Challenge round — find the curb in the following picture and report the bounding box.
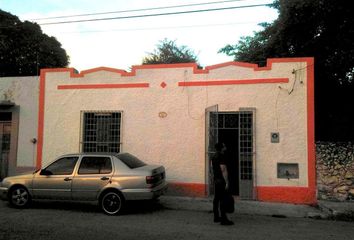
[160,196,325,219]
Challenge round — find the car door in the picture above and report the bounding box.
[71,156,113,201]
[32,156,79,199]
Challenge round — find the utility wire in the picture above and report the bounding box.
[32,0,252,21]
[0,20,256,30]
[59,21,258,34]
[39,4,271,25]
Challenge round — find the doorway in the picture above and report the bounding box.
[205,108,255,199]
[218,113,240,196]
[0,112,12,180]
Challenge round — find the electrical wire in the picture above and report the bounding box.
[0,20,258,30]
[39,4,271,25]
[293,63,314,73]
[57,21,258,34]
[31,0,253,21]
[274,87,281,130]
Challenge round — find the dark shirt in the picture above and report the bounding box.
[211,152,226,182]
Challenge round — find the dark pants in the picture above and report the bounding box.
[213,181,227,220]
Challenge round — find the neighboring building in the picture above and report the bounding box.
[0,76,39,179]
[0,57,315,204]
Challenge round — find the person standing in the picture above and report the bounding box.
[211,142,234,225]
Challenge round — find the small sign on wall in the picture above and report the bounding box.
[277,163,299,179]
[271,132,280,143]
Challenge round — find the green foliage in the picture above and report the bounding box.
[0,10,69,77]
[219,0,354,141]
[142,39,199,65]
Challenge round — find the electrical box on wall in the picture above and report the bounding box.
[271,132,280,143]
[277,163,299,179]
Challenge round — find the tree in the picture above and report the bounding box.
[219,0,354,141]
[142,39,199,65]
[0,10,69,77]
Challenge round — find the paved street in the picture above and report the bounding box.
[0,199,353,240]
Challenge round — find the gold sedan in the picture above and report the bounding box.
[0,153,167,215]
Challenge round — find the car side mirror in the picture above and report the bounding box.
[40,169,53,176]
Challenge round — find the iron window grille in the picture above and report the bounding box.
[80,111,122,153]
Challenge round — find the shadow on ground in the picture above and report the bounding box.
[328,211,354,222]
[26,199,165,215]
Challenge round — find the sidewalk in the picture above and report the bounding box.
[159,196,354,221]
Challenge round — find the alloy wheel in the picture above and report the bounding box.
[101,192,123,215]
[10,187,30,207]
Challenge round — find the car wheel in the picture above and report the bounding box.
[9,186,31,208]
[100,191,124,215]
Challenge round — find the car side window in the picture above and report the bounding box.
[78,157,112,175]
[44,157,79,175]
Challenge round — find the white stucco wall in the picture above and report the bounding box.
[41,61,310,187]
[0,76,39,168]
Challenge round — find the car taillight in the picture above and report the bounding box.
[146,175,158,184]
[146,172,165,187]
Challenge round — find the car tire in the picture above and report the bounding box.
[9,186,31,208]
[100,191,124,215]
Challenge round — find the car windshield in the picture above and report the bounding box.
[116,153,146,169]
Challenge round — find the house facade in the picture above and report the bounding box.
[0,57,316,204]
[0,76,38,179]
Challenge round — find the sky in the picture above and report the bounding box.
[0,0,278,72]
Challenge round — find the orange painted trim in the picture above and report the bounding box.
[35,67,132,78]
[40,57,316,78]
[178,78,289,87]
[57,83,149,90]
[168,182,206,197]
[80,67,130,76]
[257,186,316,205]
[306,58,316,191]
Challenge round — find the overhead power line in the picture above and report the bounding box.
[60,21,258,34]
[32,0,251,21]
[39,3,271,25]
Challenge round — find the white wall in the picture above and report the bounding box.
[41,61,309,187]
[0,76,39,168]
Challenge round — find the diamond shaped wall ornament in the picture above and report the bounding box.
[160,82,167,88]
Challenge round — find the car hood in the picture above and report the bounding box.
[3,172,34,181]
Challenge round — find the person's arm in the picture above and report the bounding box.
[220,164,229,190]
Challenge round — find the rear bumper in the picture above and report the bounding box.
[0,186,8,201]
[123,182,168,200]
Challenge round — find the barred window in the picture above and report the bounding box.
[81,111,121,153]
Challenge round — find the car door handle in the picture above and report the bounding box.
[101,177,109,181]
[64,177,72,181]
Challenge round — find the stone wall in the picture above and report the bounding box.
[317,142,354,201]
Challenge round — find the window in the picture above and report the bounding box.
[78,157,112,174]
[116,153,146,169]
[0,112,12,121]
[82,111,121,153]
[44,157,78,175]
